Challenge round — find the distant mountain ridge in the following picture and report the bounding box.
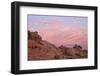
[28,31,87,61]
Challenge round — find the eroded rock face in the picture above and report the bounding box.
[59,44,88,59]
[73,44,82,50]
[28,30,88,61]
[28,31,42,43]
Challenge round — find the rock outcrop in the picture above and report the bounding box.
[28,31,88,61]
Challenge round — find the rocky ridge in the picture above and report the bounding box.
[28,31,88,60]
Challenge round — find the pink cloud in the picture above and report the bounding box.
[38,25,88,49]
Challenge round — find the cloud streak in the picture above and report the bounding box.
[38,26,87,49]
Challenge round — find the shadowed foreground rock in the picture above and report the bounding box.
[28,31,88,61]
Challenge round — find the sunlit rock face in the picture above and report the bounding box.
[28,31,88,61]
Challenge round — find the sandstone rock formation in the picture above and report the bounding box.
[28,31,88,61]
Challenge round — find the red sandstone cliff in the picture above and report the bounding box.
[28,31,87,61]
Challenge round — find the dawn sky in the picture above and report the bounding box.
[28,15,88,49]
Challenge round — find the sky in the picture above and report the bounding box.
[28,15,88,49]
